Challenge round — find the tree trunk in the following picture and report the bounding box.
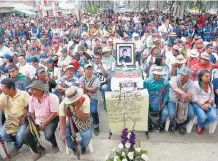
[173,1,185,19]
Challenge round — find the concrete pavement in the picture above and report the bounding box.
[3,99,218,161]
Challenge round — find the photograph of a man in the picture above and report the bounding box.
[119,48,132,63]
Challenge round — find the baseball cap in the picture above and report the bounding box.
[36,66,45,74]
[84,63,93,69]
[46,58,54,64]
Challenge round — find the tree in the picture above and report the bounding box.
[173,1,185,19]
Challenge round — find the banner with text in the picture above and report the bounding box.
[106,89,149,133]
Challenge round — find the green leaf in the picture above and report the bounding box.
[140,150,148,154]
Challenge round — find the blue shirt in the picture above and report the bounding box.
[26,54,40,64]
[212,78,218,107]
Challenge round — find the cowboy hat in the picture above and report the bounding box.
[170,32,177,37]
[200,52,210,60]
[102,46,112,53]
[89,20,95,24]
[152,66,164,75]
[176,55,187,64]
[64,87,83,104]
[189,49,199,58]
[150,45,157,52]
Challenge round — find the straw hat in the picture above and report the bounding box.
[102,46,112,53]
[189,49,199,58]
[176,55,187,64]
[64,87,84,104]
[89,20,95,25]
[152,66,164,75]
[200,52,210,60]
[150,45,157,52]
[170,32,177,37]
[172,45,180,51]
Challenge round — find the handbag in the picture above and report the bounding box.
[96,72,107,86]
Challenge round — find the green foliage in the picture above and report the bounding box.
[84,1,100,14]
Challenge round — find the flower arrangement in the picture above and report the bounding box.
[105,128,148,161]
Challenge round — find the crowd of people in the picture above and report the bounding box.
[0,9,218,161]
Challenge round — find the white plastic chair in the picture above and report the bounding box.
[165,116,197,133]
[65,138,94,155]
[209,119,218,134]
[211,68,218,81]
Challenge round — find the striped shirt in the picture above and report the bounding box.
[29,93,59,125]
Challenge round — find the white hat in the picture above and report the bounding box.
[102,46,112,53]
[189,49,199,58]
[89,20,95,24]
[103,31,110,37]
[66,65,76,70]
[201,52,210,60]
[68,41,74,47]
[81,32,89,39]
[84,63,93,69]
[152,66,164,75]
[107,38,113,42]
[132,32,139,37]
[123,33,129,38]
[176,55,187,64]
[64,87,84,104]
[180,37,186,42]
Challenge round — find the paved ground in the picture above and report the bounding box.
[2,99,218,161]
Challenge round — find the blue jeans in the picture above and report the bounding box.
[136,52,142,65]
[192,103,217,128]
[65,120,92,149]
[0,121,28,149]
[91,99,99,128]
[167,101,195,127]
[149,105,168,125]
[100,84,109,108]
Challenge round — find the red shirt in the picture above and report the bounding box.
[190,62,212,80]
[188,57,199,68]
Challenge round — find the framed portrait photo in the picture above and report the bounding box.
[116,43,135,66]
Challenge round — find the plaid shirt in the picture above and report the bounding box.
[29,93,59,125]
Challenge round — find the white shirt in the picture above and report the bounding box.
[165,51,176,72]
[17,63,35,79]
[134,39,144,52]
[158,23,173,33]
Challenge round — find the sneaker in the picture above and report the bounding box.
[149,123,154,132]
[9,148,19,157]
[81,147,86,155]
[32,153,42,161]
[52,145,59,153]
[94,127,100,136]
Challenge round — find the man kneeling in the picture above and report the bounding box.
[59,87,92,155]
[23,80,59,161]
